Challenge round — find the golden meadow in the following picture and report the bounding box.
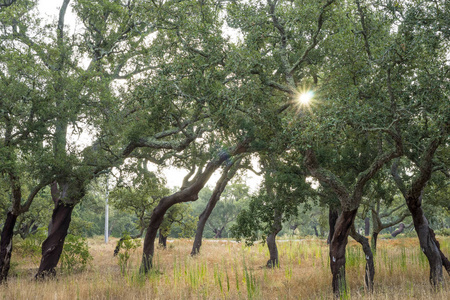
[1,236,449,299]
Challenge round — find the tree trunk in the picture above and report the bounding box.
[330,209,357,296]
[0,212,18,284]
[266,208,282,268]
[364,217,370,236]
[407,196,444,287]
[313,225,319,237]
[158,229,167,249]
[350,225,374,292]
[391,223,405,237]
[328,206,339,245]
[191,162,237,256]
[214,227,224,239]
[35,200,74,279]
[429,229,450,277]
[140,207,164,273]
[371,231,379,252]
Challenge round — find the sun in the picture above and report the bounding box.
[298,91,314,105]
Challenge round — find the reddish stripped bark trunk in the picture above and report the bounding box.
[0,212,18,284]
[35,200,74,279]
[330,209,357,296]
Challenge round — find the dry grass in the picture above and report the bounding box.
[1,236,449,299]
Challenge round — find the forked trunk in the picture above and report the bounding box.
[350,225,374,292]
[330,209,357,296]
[0,212,17,284]
[35,200,74,279]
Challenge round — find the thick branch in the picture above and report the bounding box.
[304,149,350,203]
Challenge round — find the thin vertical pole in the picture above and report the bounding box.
[105,177,109,244]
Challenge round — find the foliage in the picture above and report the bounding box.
[14,227,47,260]
[60,234,93,274]
[190,181,251,238]
[115,234,141,275]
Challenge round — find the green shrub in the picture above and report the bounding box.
[14,228,47,262]
[115,234,141,275]
[436,228,450,236]
[60,234,92,274]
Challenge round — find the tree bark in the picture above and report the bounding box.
[330,209,357,296]
[350,224,374,292]
[158,229,167,249]
[407,196,444,287]
[35,200,74,279]
[0,212,18,284]
[371,232,378,252]
[364,217,370,236]
[328,206,339,245]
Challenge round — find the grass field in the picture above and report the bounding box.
[1,236,449,299]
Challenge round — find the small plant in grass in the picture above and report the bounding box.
[14,227,47,261]
[115,234,141,275]
[60,234,92,274]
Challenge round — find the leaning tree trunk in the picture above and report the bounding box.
[350,225,374,292]
[330,209,357,296]
[35,200,74,279]
[191,162,237,256]
[407,196,444,287]
[0,212,18,283]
